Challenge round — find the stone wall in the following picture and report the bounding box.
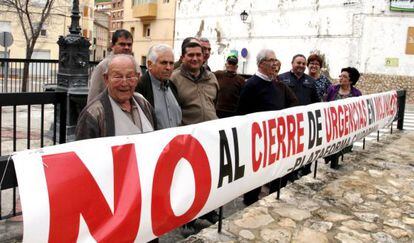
[353,73,413,104]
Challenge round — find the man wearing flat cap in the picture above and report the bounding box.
[214,56,246,118]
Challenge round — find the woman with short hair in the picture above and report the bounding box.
[326,67,362,101]
[325,67,362,169]
[307,54,332,101]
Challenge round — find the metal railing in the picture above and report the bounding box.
[0,58,100,93]
[0,92,67,219]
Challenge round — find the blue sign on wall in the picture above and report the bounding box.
[241,48,248,58]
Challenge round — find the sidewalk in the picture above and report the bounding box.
[184,130,414,242]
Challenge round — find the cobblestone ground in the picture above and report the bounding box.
[184,131,414,243]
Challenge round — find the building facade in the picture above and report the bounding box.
[174,0,414,78]
[0,0,108,60]
[122,0,176,65]
[93,11,111,61]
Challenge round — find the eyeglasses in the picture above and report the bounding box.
[308,62,320,66]
[263,58,278,63]
[111,76,138,84]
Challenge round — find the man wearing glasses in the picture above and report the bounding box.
[76,54,155,139]
[238,49,298,206]
[87,29,134,103]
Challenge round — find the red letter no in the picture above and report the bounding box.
[151,135,212,236]
[42,144,141,243]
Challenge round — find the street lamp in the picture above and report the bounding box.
[240,10,248,22]
[56,0,91,140]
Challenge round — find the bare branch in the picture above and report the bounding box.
[4,0,58,55]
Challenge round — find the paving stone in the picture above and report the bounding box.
[337,226,372,241]
[233,213,274,229]
[401,195,414,203]
[317,210,353,222]
[371,232,396,243]
[384,227,412,239]
[383,208,402,218]
[384,219,407,230]
[335,233,363,243]
[273,205,311,221]
[260,228,292,242]
[277,218,296,228]
[341,220,378,231]
[238,229,255,240]
[402,216,414,225]
[343,192,364,205]
[292,227,328,243]
[353,212,380,223]
[368,169,384,177]
[305,220,333,233]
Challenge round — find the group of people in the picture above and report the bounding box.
[74,28,363,236]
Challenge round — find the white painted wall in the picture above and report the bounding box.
[174,0,414,76]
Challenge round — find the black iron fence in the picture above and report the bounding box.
[0,92,67,219]
[0,58,99,93]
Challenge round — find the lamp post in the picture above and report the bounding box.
[240,10,249,22]
[56,0,91,141]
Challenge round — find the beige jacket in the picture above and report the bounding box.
[87,56,111,104]
[171,65,219,125]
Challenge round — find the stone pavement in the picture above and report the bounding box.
[183,130,414,243]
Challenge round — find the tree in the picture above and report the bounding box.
[1,0,57,91]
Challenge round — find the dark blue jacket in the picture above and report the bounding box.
[278,71,320,105]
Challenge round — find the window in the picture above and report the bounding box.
[163,0,169,3]
[141,56,147,66]
[0,21,11,32]
[133,0,157,6]
[143,24,150,37]
[34,22,47,37]
[40,29,47,36]
[83,6,89,17]
[130,27,135,38]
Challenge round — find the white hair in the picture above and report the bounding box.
[199,37,210,43]
[256,49,275,66]
[104,54,141,74]
[147,44,174,66]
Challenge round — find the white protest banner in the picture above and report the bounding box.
[13,91,398,242]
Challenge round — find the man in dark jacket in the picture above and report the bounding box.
[238,49,298,206]
[278,54,320,179]
[214,56,245,118]
[136,44,182,129]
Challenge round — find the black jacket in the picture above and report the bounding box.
[278,71,319,105]
[238,75,298,115]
